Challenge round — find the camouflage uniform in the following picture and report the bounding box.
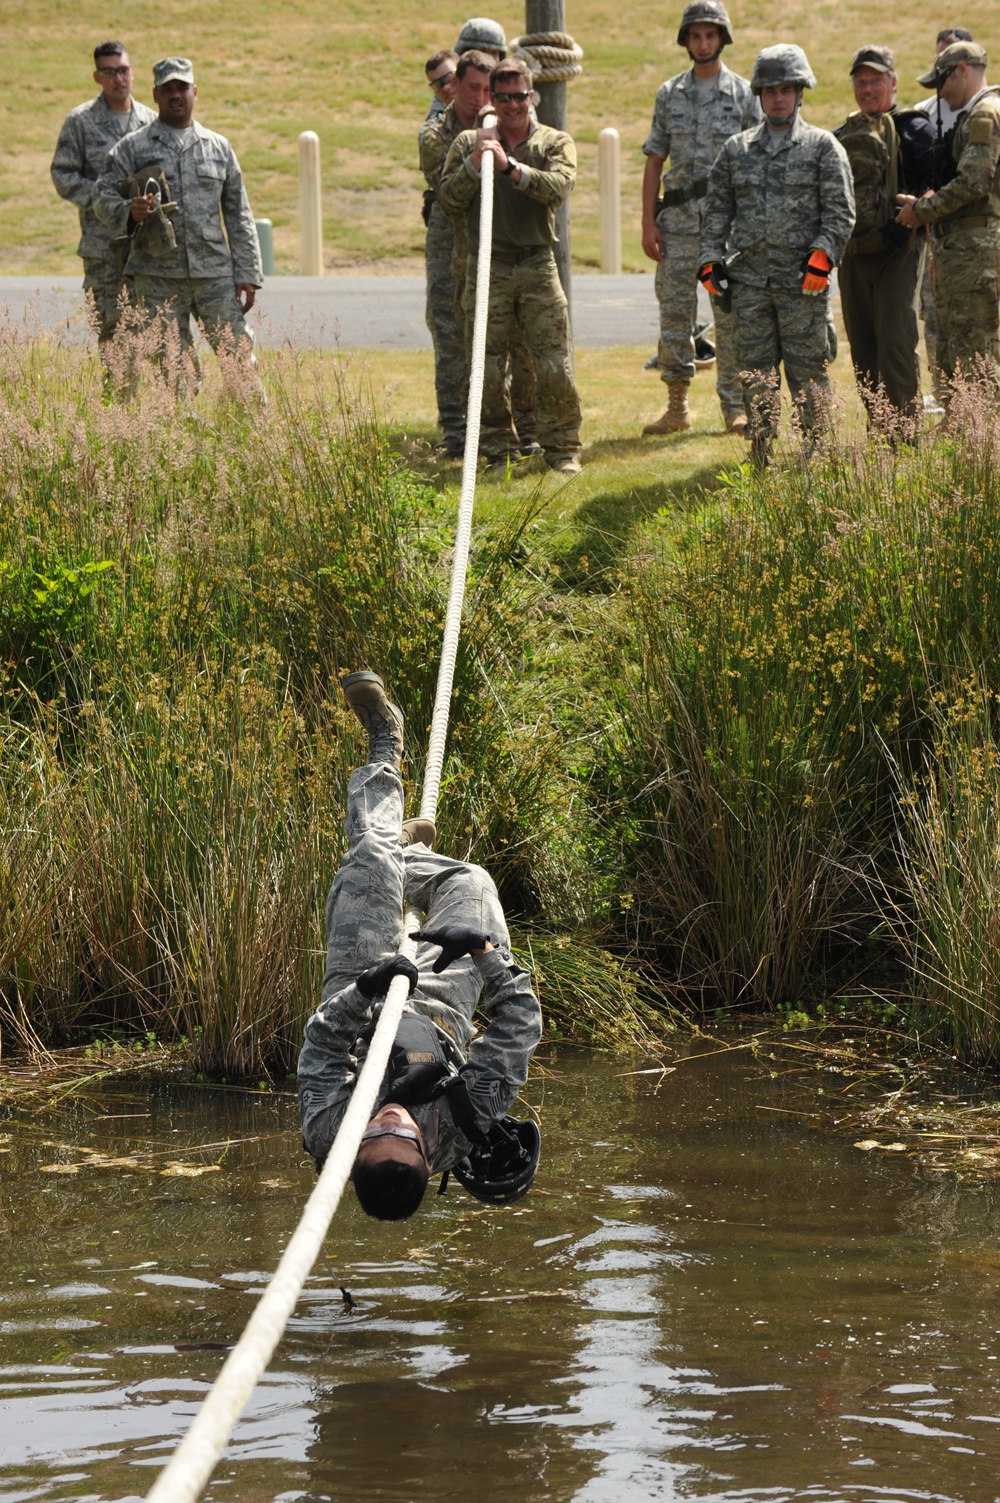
[439,120,580,465]
[912,90,964,399]
[701,114,855,438]
[93,118,262,365]
[422,103,538,452]
[910,87,1000,390]
[643,64,760,415]
[297,761,542,1174]
[51,93,157,344]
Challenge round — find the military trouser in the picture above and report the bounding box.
[463,248,581,465]
[919,245,945,400]
[425,208,467,447]
[839,243,923,423]
[82,256,133,347]
[932,221,1000,394]
[654,231,742,416]
[455,247,538,448]
[131,274,258,391]
[731,281,836,447]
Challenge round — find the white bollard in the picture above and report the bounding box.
[298,131,323,276]
[598,127,621,276]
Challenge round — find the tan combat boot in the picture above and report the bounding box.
[643,380,692,435]
[725,409,748,435]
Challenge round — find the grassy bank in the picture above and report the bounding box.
[8,0,997,275]
[5,322,1000,1071]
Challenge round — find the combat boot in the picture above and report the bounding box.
[642,380,692,435]
[400,817,436,848]
[725,409,748,435]
[342,671,404,769]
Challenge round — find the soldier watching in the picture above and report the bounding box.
[438,57,582,473]
[641,1,759,438]
[93,57,263,389]
[421,51,494,459]
[834,47,936,430]
[699,45,855,463]
[420,51,459,149]
[897,41,1000,402]
[50,41,156,357]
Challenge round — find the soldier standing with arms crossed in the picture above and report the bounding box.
[640,1,759,437]
[51,41,156,358]
[896,41,1000,402]
[699,45,855,464]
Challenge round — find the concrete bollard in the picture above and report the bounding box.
[297,131,323,276]
[598,128,621,276]
[255,218,275,277]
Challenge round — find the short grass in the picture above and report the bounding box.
[7,0,997,275]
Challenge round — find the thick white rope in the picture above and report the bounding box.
[510,32,583,82]
[142,118,500,1503]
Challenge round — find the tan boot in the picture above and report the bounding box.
[400,817,436,848]
[725,410,748,435]
[642,380,692,435]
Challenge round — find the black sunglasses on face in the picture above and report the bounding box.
[492,89,530,102]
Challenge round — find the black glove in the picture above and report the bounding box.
[421,188,435,227]
[356,955,419,999]
[698,261,728,297]
[410,924,492,973]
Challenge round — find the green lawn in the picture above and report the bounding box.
[6,0,997,275]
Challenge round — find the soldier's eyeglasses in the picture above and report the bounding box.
[936,66,957,85]
[492,90,530,102]
[360,1125,423,1145]
[98,66,132,77]
[428,71,455,89]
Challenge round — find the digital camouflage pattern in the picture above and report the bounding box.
[731,281,838,439]
[700,114,855,288]
[51,93,157,258]
[421,103,471,446]
[911,89,1000,386]
[130,273,252,361]
[51,93,157,344]
[643,65,758,401]
[93,119,262,283]
[297,762,542,1175]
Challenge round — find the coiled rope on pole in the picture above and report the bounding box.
[510,32,583,82]
[143,117,500,1503]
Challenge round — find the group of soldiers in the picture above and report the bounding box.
[418,10,1000,466]
[51,43,262,388]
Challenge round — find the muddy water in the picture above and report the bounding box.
[1,1047,999,1503]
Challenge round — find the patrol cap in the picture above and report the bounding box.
[918,39,987,87]
[677,0,733,48]
[454,18,507,56]
[153,57,194,87]
[750,44,817,95]
[850,45,895,75]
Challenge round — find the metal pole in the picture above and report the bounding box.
[297,131,323,276]
[525,0,571,311]
[597,128,620,275]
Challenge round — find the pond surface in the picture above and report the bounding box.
[1,1044,998,1503]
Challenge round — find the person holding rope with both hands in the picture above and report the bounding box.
[297,673,542,1221]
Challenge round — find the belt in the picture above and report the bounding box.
[930,214,996,239]
[658,178,708,210]
[492,246,549,264]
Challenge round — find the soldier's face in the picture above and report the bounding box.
[93,53,133,106]
[454,66,492,122]
[492,77,532,131]
[852,66,896,116]
[154,77,197,127]
[686,24,723,64]
[760,82,800,125]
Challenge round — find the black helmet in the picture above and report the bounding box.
[453,1116,541,1205]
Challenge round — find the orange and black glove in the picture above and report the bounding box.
[698,261,728,297]
[801,249,832,296]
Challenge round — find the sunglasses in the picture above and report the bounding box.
[491,89,531,102]
[428,71,455,89]
[360,1124,423,1146]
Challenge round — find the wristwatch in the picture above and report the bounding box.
[502,157,518,176]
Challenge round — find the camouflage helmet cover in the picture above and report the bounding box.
[455,17,507,55]
[750,43,817,94]
[677,0,733,47]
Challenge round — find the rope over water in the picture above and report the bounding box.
[142,118,501,1503]
[510,32,583,82]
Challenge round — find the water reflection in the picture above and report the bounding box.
[0,1050,997,1500]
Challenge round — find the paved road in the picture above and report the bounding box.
[0,272,675,350]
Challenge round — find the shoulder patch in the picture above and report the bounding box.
[969,117,994,146]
